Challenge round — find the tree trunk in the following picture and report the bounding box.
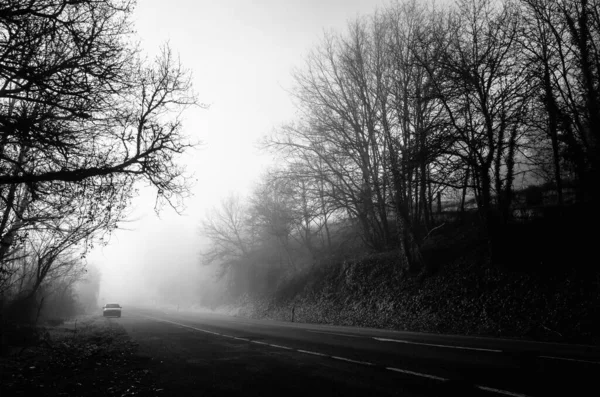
[502,126,518,223]
[479,166,493,234]
[420,154,431,231]
[381,104,421,272]
[461,166,470,216]
[542,58,564,206]
[395,197,421,273]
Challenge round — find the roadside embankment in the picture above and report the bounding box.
[232,249,600,346]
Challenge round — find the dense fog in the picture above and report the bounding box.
[88,193,212,310]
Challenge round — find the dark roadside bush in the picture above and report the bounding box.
[1,296,43,356]
[1,286,84,355]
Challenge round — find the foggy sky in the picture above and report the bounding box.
[89,0,390,307]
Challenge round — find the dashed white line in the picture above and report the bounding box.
[476,385,532,397]
[144,316,221,336]
[267,343,294,350]
[330,356,374,366]
[297,349,329,357]
[540,355,600,365]
[142,314,535,397]
[374,337,502,352]
[386,367,447,381]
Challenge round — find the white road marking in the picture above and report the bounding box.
[268,343,294,350]
[476,385,533,397]
[386,367,447,381]
[540,355,600,365]
[141,313,534,397]
[331,356,374,366]
[297,349,329,357]
[306,330,364,338]
[374,337,502,352]
[141,315,222,337]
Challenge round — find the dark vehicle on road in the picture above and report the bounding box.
[103,303,122,317]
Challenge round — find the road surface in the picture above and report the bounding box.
[114,307,600,396]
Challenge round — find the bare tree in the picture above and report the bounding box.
[248,175,297,271]
[379,0,452,270]
[1,1,200,311]
[282,24,393,251]
[427,0,530,232]
[201,193,257,271]
[519,0,600,206]
[0,1,200,203]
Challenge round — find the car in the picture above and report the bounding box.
[103,303,122,317]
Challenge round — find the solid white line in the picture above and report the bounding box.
[386,367,447,381]
[476,385,532,397]
[306,330,364,338]
[540,355,600,365]
[251,341,270,345]
[330,356,374,366]
[297,349,329,357]
[374,337,502,352]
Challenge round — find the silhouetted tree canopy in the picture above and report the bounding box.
[0,0,200,299]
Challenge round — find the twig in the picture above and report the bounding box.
[542,324,563,337]
[423,222,446,241]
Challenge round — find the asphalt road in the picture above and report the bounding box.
[114,307,600,397]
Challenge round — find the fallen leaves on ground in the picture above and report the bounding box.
[0,317,162,397]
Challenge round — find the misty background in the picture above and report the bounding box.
[88,0,391,308]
